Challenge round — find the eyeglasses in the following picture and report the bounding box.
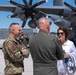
[57,32,64,36]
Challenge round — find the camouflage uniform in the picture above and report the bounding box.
[2,35,29,75]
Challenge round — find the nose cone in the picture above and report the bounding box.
[28,20,37,28]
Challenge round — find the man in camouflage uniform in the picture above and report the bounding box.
[2,23,29,75]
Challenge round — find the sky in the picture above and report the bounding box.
[0,0,75,32]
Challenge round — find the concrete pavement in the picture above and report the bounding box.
[0,50,33,75]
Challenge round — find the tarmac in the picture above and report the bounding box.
[0,50,33,75]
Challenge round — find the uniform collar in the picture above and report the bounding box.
[8,35,17,42]
[39,29,48,34]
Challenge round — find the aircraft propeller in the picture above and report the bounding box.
[64,2,76,25]
[75,0,76,5]
[64,2,76,11]
[8,0,47,28]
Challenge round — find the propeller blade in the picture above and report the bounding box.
[9,13,19,18]
[32,0,46,8]
[64,2,76,10]
[23,0,28,5]
[29,0,33,5]
[22,20,27,28]
[9,0,24,8]
[75,0,76,5]
[8,10,25,18]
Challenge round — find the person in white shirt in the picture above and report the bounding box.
[57,27,76,75]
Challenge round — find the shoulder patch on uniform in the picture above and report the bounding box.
[6,41,17,52]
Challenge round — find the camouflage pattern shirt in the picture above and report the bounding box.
[2,35,29,75]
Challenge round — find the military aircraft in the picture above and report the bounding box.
[0,0,48,28]
[0,0,73,28]
[0,0,76,45]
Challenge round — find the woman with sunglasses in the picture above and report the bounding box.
[57,27,76,75]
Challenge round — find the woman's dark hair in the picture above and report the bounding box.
[57,27,68,38]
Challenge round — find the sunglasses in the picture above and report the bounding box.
[57,32,64,36]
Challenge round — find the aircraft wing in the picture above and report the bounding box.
[0,5,64,13]
[35,6,64,14]
[0,5,71,16]
[0,5,16,12]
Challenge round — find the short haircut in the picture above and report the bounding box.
[38,17,52,26]
[9,23,19,31]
